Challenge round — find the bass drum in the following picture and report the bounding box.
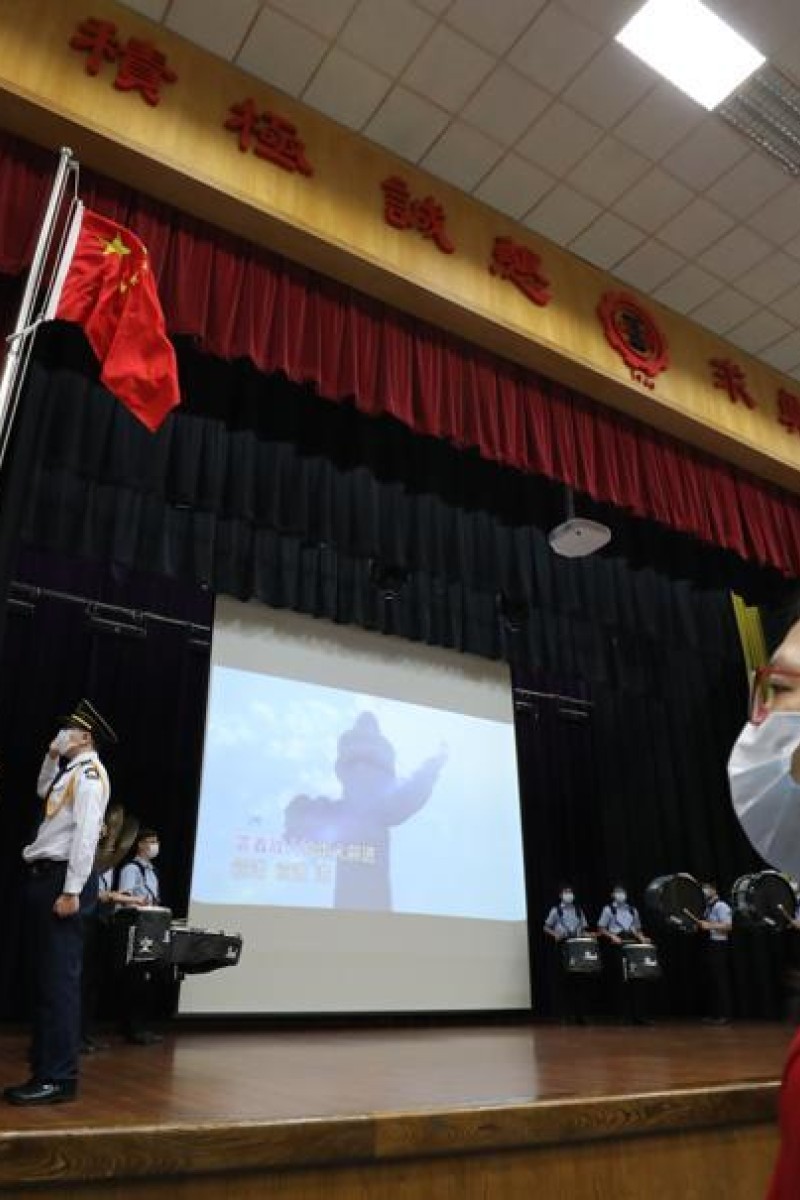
[732,870,795,929]
[645,873,704,933]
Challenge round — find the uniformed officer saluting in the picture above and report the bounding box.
[4,699,116,1106]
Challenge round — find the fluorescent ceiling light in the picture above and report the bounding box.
[616,0,765,110]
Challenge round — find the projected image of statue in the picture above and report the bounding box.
[283,711,447,912]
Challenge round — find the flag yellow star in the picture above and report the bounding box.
[99,233,131,258]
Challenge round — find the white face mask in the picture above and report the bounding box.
[561,892,574,905]
[53,728,77,755]
[143,843,159,861]
[613,891,626,904]
[729,712,800,876]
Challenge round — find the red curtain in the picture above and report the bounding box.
[2,130,799,577]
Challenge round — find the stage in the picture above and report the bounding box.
[0,1022,786,1198]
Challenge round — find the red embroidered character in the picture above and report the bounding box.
[778,388,800,434]
[490,237,551,307]
[381,176,413,230]
[114,38,177,106]
[709,358,757,409]
[224,101,314,175]
[254,112,313,175]
[380,177,455,254]
[224,98,260,153]
[69,17,120,75]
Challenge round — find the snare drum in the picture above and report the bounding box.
[732,870,794,929]
[113,905,173,966]
[645,873,704,933]
[620,940,661,982]
[561,935,601,974]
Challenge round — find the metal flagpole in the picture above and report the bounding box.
[0,145,77,472]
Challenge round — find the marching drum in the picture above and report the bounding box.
[113,905,173,966]
[731,870,795,929]
[620,940,661,982]
[561,935,602,974]
[645,873,705,933]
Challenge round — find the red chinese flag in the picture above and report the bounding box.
[45,203,179,431]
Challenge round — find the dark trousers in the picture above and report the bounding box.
[706,941,733,1020]
[27,863,98,1083]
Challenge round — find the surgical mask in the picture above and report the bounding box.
[561,892,574,905]
[703,888,715,902]
[613,891,626,904]
[729,712,800,877]
[53,728,76,755]
[143,843,159,861]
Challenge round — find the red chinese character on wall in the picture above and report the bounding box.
[380,176,454,254]
[224,100,313,175]
[69,17,177,105]
[597,292,668,388]
[709,358,757,409]
[489,237,551,307]
[777,388,800,434]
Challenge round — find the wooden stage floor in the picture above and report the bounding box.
[0,1022,790,1197]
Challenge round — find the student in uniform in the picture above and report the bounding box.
[597,884,653,1025]
[3,700,116,1105]
[698,881,733,1025]
[117,829,164,1044]
[543,884,592,1023]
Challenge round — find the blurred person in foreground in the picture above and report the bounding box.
[728,617,800,1198]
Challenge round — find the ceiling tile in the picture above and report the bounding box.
[474,154,555,219]
[302,47,390,131]
[509,3,604,94]
[516,102,603,176]
[523,184,601,244]
[768,281,800,324]
[747,184,800,246]
[706,152,788,221]
[166,0,260,60]
[363,86,449,161]
[566,136,649,206]
[563,42,655,130]
[697,226,771,282]
[738,252,800,305]
[727,311,793,355]
[759,330,800,373]
[654,264,721,314]
[613,166,692,233]
[268,0,356,39]
[615,82,703,162]
[116,0,168,19]
[421,120,504,190]
[659,196,735,258]
[613,240,683,291]
[690,289,758,335]
[560,0,642,37]
[237,7,328,96]
[446,0,546,55]
[661,118,749,191]
[462,66,550,146]
[340,0,434,77]
[402,24,494,112]
[570,212,644,270]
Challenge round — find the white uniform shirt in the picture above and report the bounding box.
[598,902,642,936]
[24,751,110,895]
[119,856,160,904]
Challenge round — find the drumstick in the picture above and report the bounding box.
[682,907,702,925]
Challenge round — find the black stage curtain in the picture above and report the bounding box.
[0,325,790,1019]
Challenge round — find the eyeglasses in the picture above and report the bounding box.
[749,665,800,725]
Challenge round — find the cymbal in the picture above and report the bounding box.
[95,807,139,873]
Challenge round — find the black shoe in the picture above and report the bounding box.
[633,1017,655,1026]
[703,1017,730,1026]
[125,1030,163,1046]
[4,1079,76,1105]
